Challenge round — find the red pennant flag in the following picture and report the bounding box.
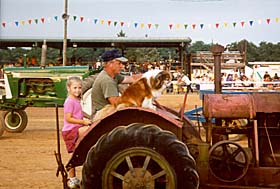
[241,21,245,27]
[120,22,124,27]
[2,22,6,27]
[147,23,152,29]
[107,20,111,26]
[266,18,270,24]
[192,24,196,29]
[41,18,45,23]
[28,20,32,24]
[169,24,173,29]
[215,23,219,28]
[80,17,84,22]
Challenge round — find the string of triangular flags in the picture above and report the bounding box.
[1,15,279,30]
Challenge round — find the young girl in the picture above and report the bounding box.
[62,76,92,189]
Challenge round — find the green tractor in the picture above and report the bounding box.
[0,65,98,134]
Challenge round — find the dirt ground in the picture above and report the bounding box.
[0,93,202,189]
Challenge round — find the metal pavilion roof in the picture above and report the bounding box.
[0,37,192,49]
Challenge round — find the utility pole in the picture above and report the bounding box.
[62,0,69,66]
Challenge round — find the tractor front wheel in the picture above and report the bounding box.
[1,110,28,133]
[82,123,199,189]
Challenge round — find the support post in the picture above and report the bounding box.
[210,44,224,94]
[62,0,69,66]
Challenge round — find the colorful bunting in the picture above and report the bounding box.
[1,15,278,31]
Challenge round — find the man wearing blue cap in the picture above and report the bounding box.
[91,49,141,113]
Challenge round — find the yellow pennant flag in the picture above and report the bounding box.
[276,17,279,23]
[101,20,104,25]
[21,20,25,26]
[140,23,145,28]
[176,23,180,29]
[224,22,228,28]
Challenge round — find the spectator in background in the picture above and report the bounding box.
[0,65,3,79]
[15,56,23,67]
[77,57,82,66]
[71,55,76,66]
[178,73,193,93]
[31,56,37,66]
[263,71,271,80]
[273,73,279,87]
[56,56,63,66]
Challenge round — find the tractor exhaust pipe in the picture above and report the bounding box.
[210,44,224,94]
[40,40,47,68]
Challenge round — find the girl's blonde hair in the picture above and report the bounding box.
[66,76,82,88]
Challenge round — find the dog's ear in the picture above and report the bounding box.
[154,71,171,89]
[155,71,171,81]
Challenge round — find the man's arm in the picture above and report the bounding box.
[107,96,121,106]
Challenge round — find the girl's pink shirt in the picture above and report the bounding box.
[62,97,83,132]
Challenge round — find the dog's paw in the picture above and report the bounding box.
[148,104,157,111]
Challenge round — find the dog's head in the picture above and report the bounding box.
[143,69,171,98]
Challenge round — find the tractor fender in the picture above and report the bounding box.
[66,106,184,169]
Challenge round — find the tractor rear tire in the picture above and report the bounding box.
[1,110,28,133]
[82,123,199,189]
[0,119,4,136]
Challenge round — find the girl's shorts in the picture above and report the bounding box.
[62,127,79,153]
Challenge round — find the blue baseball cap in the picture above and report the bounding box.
[101,49,128,62]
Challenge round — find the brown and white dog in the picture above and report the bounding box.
[93,69,171,121]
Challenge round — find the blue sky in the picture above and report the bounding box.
[0,0,279,46]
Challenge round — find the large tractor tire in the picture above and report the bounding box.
[82,123,199,189]
[0,120,4,136]
[1,110,28,133]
